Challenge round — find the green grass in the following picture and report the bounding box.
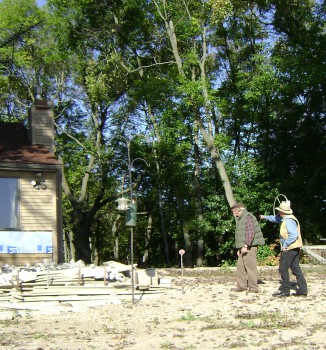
[180,312,196,321]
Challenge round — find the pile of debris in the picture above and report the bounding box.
[0,260,171,306]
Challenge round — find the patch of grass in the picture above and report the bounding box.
[31,332,49,340]
[246,320,256,328]
[201,310,302,332]
[102,324,131,335]
[180,312,196,321]
[221,260,237,268]
[160,340,175,348]
[0,319,19,327]
[235,310,301,329]
[102,325,119,334]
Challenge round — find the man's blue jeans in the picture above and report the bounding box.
[279,248,307,294]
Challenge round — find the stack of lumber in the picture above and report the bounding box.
[7,285,165,303]
[0,262,169,305]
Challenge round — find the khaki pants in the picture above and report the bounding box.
[236,246,258,291]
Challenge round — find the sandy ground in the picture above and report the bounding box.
[0,265,325,350]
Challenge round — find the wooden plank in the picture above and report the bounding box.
[12,291,164,303]
[18,290,117,297]
[17,287,163,297]
[0,264,169,307]
[302,246,326,264]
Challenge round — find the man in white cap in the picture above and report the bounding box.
[260,201,308,297]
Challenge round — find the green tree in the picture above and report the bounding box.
[0,0,45,118]
[1,0,324,267]
[256,0,326,242]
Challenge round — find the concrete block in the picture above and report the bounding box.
[136,268,159,287]
[159,278,172,288]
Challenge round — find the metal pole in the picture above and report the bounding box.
[181,254,184,293]
[127,139,133,199]
[179,249,185,294]
[131,226,135,304]
[127,139,135,305]
[113,135,148,305]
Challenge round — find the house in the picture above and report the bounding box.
[0,98,63,266]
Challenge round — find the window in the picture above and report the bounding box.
[0,178,19,229]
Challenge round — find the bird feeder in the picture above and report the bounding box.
[116,197,130,211]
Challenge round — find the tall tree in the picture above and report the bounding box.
[151,0,236,207]
[40,0,155,263]
[256,0,326,241]
[1,0,324,267]
[0,0,45,118]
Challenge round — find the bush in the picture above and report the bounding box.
[257,244,279,266]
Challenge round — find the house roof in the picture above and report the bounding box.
[0,122,61,165]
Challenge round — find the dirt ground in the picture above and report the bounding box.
[0,265,325,350]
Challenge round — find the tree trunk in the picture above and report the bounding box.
[157,178,171,267]
[142,212,153,268]
[194,121,205,267]
[72,207,93,264]
[197,118,236,206]
[148,108,171,267]
[196,239,204,266]
[112,214,122,261]
[197,25,236,207]
[160,13,236,208]
[174,186,193,268]
[64,229,75,262]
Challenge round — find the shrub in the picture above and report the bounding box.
[257,244,279,266]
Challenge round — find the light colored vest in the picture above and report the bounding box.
[280,215,303,249]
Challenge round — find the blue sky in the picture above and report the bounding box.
[36,0,46,6]
[0,0,46,7]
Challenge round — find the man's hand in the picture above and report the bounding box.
[259,215,265,219]
[241,246,248,254]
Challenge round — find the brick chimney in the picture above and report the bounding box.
[28,98,55,153]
